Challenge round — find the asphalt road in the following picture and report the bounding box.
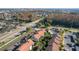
[0,17,45,50]
[48,26,79,32]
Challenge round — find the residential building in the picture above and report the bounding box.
[64,32,78,51]
[17,39,34,51]
[32,29,46,41]
[46,34,61,51]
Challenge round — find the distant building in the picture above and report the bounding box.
[0,13,4,19]
[48,28,60,35]
[4,13,12,20]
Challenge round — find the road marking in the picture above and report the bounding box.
[0,36,19,49]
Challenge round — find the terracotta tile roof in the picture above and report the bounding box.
[47,35,61,51]
[52,43,60,51]
[34,29,45,40]
[54,37,61,45]
[52,37,61,51]
[17,39,34,51]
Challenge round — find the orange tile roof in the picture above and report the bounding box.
[18,39,34,51]
[34,29,45,40]
[47,35,61,51]
[52,43,60,51]
[52,36,61,51]
[54,37,61,45]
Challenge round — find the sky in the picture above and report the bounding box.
[0,0,79,8]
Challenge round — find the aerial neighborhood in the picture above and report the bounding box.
[0,9,79,51]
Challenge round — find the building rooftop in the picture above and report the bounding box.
[17,39,34,51]
[34,29,45,41]
[47,34,61,51]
